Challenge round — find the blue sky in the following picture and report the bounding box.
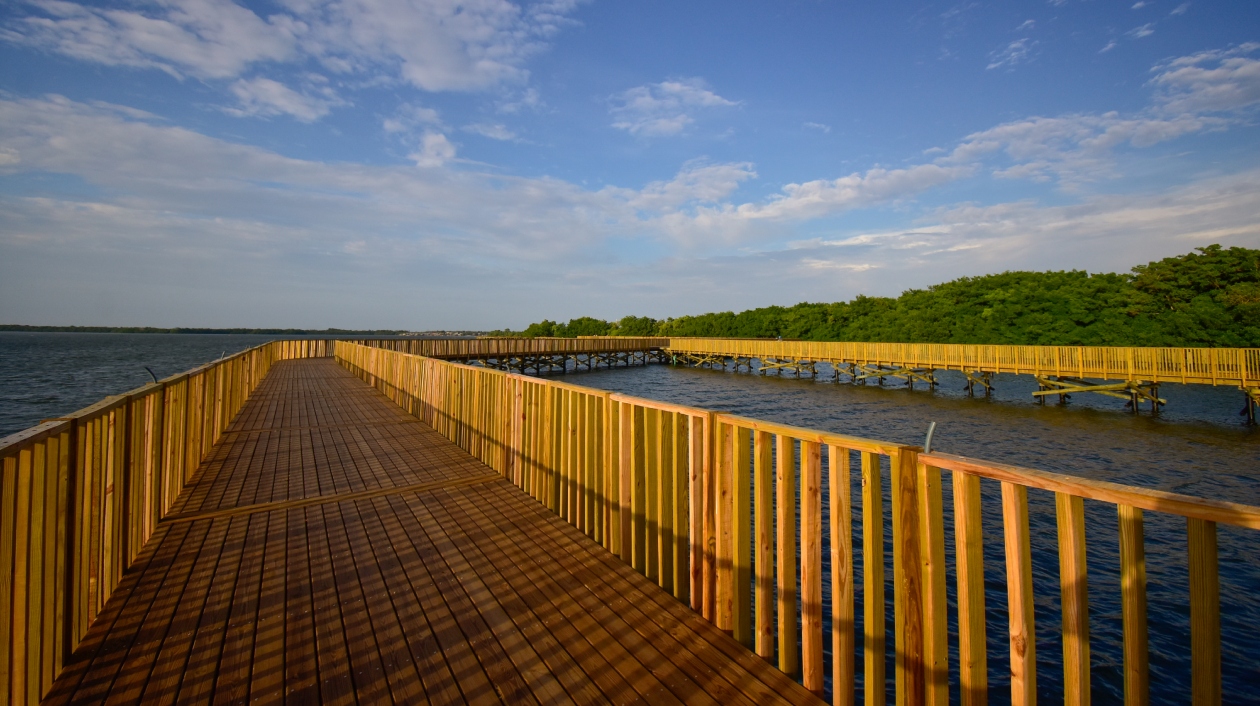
[1,0,1258,329]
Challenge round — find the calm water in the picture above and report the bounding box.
[0,332,293,436]
[2,335,1257,704]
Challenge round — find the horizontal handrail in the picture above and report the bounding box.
[666,338,1260,387]
[921,451,1260,530]
[348,336,669,358]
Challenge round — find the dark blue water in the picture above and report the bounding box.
[566,362,1260,706]
[0,332,296,437]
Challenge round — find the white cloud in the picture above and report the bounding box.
[1150,43,1260,114]
[1,0,299,79]
[648,164,971,245]
[0,95,609,261]
[938,45,1260,186]
[987,38,1035,70]
[1131,1,1147,9]
[1,0,586,92]
[799,259,877,272]
[383,103,443,134]
[804,122,831,133]
[743,165,967,221]
[1127,23,1155,39]
[1016,19,1035,30]
[1170,3,1190,15]
[497,87,542,114]
[227,77,342,122]
[463,123,517,141]
[610,78,737,137]
[410,132,456,167]
[1100,40,1118,53]
[943,112,1218,184]
[627,161,757,212]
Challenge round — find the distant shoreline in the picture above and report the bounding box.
[0,325,486,337]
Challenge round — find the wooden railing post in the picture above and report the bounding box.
[754,430,774,661]
[1001,482,1036,706]
[776,434,799,676]
[732,426,752,647]
[1056,493,1090,706]
[1187,518,1221,706]
[953,471,987,706]
[891,448,925,706]
[801,440,824,694]
[917,461,947,706]
[829,444,855,706]
[861,450,886,706]
[1117,504,1148,706]
[618,402,633,564]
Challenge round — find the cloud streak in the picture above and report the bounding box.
[609,78,737,136]
[1,0,586,92]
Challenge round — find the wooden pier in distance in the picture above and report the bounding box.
[37,358,822,705]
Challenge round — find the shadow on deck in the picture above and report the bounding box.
[42,359,822,705]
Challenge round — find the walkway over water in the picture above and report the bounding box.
[40,359,821,705]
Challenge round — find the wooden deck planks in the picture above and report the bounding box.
[42,358,826,706]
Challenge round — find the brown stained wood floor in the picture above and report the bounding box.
[42,358,825,706]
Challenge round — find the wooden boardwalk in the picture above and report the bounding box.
[40,359,823,705]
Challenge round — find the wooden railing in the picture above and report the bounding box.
[337,340,1259,706]
[0,338,329,705]
[914,452,1260,706]
[666,338,1260,387]
[350,336,669,358]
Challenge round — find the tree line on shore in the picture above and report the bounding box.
[0,326,407,335]
[489,245,1260,347]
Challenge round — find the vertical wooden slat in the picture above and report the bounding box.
[608,399,621,555]
[1001,482,1036,706]
[11,449,32,706]
[1,455,18,702]
[703,413,718,620]
[645,405,665,582]
[25,441,47,705]
[1056,493,1090,706]
[953,471,987,706]
[548,386,561,512]
[732,426,753,647]
[586,394,598,540]
[918,462,948,706]
[862,451,886,706]
[829,444,855,706]
[56,426,74,678]
[891,448,924,706]
[619,402,634,564]
[656,409,674,589]
[633,405,649,574]
[1187,518,1221,706]
[558,390,571,521]
[1117,504,1147,706]
[754,430,774,659]
[777,434,799,676]
[672,412,689,602]
[40,436,62,695]
[717,421,734,632]
[801,440,823,694]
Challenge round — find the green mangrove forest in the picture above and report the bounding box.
[493,245,1260,347]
